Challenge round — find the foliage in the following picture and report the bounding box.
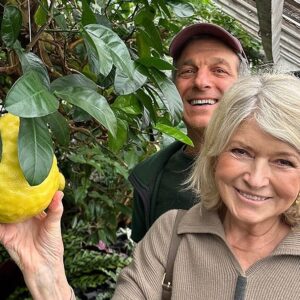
[0,0,263,298]
[0,227,134,299]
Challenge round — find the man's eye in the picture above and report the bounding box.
[214,68,227,74]
[177,69,196,78]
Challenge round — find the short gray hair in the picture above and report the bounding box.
[189,72,300,226]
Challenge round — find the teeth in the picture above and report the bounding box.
[239,190,267,202]
[190,99,216,105]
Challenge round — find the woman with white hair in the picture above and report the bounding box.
[113,73,300,299]
[1,73,300,300]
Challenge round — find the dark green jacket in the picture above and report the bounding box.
[129,141,195,242]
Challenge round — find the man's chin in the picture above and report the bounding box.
[184,120,210,132]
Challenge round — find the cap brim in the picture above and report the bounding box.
[169,23,247,62]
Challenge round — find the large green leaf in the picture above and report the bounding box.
[135,28,151,58]
[114,65,147,95]
[55,87,117,137]
[134,7,163,55]
[81,0,97,25]
[149,69,183,124]
[112,94,143,115]
[5,70,59,117]
[72,107,93,122]
[154,123,193,146]
[136,89,157,123]
[1,6,22,48]
[108,119,128,153]
[137,57,175,70]
[83,26,113,76]
[18,52,50,87]
[34,0,48,26]
[43,111,70,146]
[154,0,171,18]
[51,74,98,92]
[84,24,147,93]
[18,117,53,186]
[167,1,195,17]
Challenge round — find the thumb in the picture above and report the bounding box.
[45,191,64,224]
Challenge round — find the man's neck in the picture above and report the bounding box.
[184,128,205,156]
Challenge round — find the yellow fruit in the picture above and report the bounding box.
[0,113,65,223]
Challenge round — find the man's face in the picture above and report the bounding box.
[175,38,239,134]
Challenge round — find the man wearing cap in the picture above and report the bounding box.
[129,23,248,242]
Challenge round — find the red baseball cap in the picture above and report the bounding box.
[169,23,248,63]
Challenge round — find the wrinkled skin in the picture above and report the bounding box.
[0,192,71,299]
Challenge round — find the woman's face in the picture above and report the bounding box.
[215,119,300,228]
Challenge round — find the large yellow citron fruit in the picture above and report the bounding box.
[0,113,65,223]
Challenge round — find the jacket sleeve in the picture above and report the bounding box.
[112,210,177,300]
[131,189,147,243]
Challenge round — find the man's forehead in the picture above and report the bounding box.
[180,56,234,65]
[182,37,237,55]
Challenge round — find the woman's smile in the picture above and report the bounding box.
[235,188,270,202]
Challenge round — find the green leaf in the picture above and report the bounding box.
[167,1,195,17]
[112,94,142,115]
[18,117,53,186]
[34,0,48,26]
[154,0,171,18]
[135,5,155,24]
[136,89,157,122]
[124,148,140,169]
[135,29,151,58]
[108,119,128,153]
[134,7,163,55]
[5,70,59,117]
[53,7,68,34]
[154,123,193,146]
[51,74,98,92]
[114,65,147,95]
[149,69,183,124]
[43,111,70,146]
[137,57,175,70]
[72,107,93,122]
[18,52,50,87]
[83,26,113,76]
[84,24,147,93]
[1,6,22,48]
[81,0,97,26]
[55,87,117,137]
[115,202,131,216]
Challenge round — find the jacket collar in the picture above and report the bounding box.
[177,203,300,256]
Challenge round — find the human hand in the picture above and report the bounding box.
[0,191,71,299]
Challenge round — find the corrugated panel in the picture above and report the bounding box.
[213,0,300,71]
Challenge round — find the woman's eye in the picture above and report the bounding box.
[275,159,295,168]
[231,148,249,157]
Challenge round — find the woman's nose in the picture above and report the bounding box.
[243,160,270,188]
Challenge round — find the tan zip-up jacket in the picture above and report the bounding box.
[113,203,300,300]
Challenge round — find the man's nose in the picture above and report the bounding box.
[243,160,270,188]
[193,69,212,90]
